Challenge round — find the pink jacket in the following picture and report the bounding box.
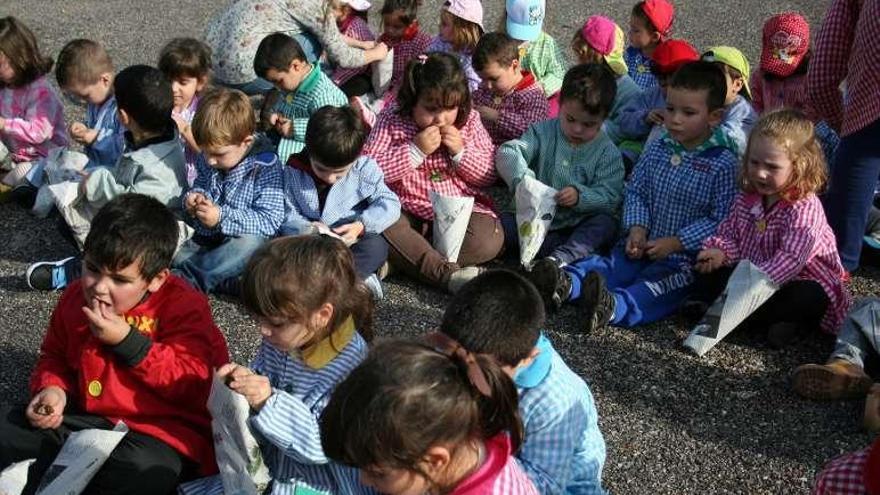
[0,76,69,162]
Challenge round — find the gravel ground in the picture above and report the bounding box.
[2,1,876,493]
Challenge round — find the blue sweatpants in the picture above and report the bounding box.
[563,245,694,327]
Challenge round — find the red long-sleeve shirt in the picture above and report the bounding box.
[30,275,230,475]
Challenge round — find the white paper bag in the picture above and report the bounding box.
[683,260,779,356]
[35,422,128,495]
[207,375,269,495]
[514,176,558,267]
[32,148,89,217]
[0,460,34,495]
[371,48,394,97]
[430,191,473,263]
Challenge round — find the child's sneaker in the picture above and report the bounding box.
[791,359,873,400]
[525,257,571,313]
[580,271,615,333]
[364,273,384,300]
[26,256,80,291]
[447,266,486,294]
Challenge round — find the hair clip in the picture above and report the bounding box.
[417,54,428,65]
[424,331,493,397]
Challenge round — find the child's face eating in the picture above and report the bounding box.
[476,60,521,96]
[412,93,459,129]
[559,99,603,146]
[80,256,165,316]
[171,75,207,112]
[664,86,721,150]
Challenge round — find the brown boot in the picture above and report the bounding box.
[865,384,880,432]
[792,359,873,401]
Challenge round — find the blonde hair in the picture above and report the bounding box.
[442,9,483,53]
[191,88,255,148]
[570,31,603,65]
[739,109,827,202]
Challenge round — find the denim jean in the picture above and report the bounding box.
[822,118,880,271]
[831,298,880,368]
[172,235,266,294]
[351,233,389,279]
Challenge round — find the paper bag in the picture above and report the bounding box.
[207,375,269,495]
[683,260,779,356]
[0,460,34,495]
[430,191,473,263]
[515,176,557,267]
[35,422,128,495]
[371,48,394,97]
[32,148,89,217]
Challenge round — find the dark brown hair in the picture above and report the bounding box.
[397,52,471,128]
[559,63,617,118]
[0,17,53,88]
[631,2,658,33]
[381,0,419,26]
[242,235,374,343]
[158,37,212,81]
[320,339,523,489]
[55,39,114,88]
[473,32,519,72]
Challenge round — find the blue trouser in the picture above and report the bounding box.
[822,117,880,271]
[172,235,266,294]
[831,298,880,368]
[351,233,389,279]
[501,212,618,265]
[563,245,694,327]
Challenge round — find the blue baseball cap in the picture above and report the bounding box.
[506,0,545,42]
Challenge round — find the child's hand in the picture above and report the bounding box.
[477,106,500,123]
[82,299,131,346]
[274,116,293,138]
[26,386,66,429]
[439,125,463,156]
[69,122,87,140]
[185,192,208,214]
[414,125,442,156]
[365,42,390,64]
[217,363,272,411]
[194,198,220,228]
[626,226,648,259]
[333,221,365,243]
[555,186,579,208]
[695,248,725,273]
[646,109,665,126]
[645,236,683,261]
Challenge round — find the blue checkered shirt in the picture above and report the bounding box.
[274,66,348,164]
[85,96,124,169]
[186,138,285,238]
[623,129,739,261]
[624,47,658,91]
[517,336,607,495]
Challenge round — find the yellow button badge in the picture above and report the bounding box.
[87,380,103,397]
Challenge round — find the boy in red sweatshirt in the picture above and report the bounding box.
[0,193,230,495]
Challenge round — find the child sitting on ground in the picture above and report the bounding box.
[254,33,348,164]
[363,52,499,293]
[624,0,674,91]
[376,0,432,102]
[180,235,375,495]
[527,62,739,330]
[282,105,400,298]
[811,436,880,495]
[504,0,568,116]
[55,39,124,171]
[0,193,230,494]
[571,15,643,145]
[25,64,189,292]
[330,0,375,98]
[688,109,850,349]
[0,16,68,198]
[173,88,285,295]
[321,339,539,494]
[702,46,758,156]
[472,32,549,146]
[497,63,624,268]
[427,0,485,92]
[440,270,607,494]
[158,37,212,186]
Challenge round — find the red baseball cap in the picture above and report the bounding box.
[641,0,675,38]
[651,39,699,74]
[760,13,810,77]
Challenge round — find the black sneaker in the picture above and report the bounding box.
[10,183,38,209]
[26,256,80,291]
[525,257,571,313]
[580,272,615,333]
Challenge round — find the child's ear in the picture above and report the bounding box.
[290,59,306,73]
[730,77,744,95]
[708,107,725,128]
[421,446,452,477]
[241,134,256,148]
[650,31,662,45]
[312,302,335,331]
[146,268,170,293]
[100,72,113,88]
[196,75,209,92]
[117,108,131,127]
[510,58,520,72]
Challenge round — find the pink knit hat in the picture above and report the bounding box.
[444,0,484,30]
[760,13,810,77]
[581,16,628,76]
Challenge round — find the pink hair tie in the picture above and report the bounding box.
[424,331,493,397]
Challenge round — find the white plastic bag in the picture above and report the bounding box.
[430,191,473,263]
[207,375,269,495]
[35,422,128,495]
[683,260,779,356]
[0,459,34,495]
[371,48,394,97]
[514,176,557,267]
[32,148,89,218]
